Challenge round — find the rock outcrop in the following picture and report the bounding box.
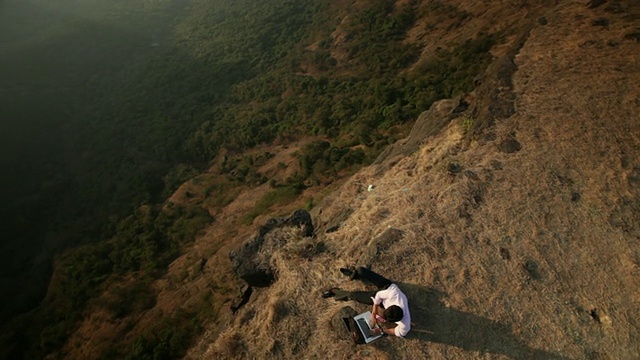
[229,209,314,288]
[373,96,466,165]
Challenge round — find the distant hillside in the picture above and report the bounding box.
[2,0,639,359]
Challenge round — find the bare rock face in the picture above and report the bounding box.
[497,138,522,153]
[373,96,465,164]
[229,209,314,287]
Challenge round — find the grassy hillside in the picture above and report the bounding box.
[0,0,515,358]
[195,1,640,359]
[0,0,326,321]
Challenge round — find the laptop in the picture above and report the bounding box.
[342,311,384,344]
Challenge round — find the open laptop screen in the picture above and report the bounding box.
[353,311,384,344]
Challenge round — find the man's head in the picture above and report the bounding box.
[383,305,404,322]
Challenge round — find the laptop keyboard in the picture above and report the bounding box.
[357,318,373,338]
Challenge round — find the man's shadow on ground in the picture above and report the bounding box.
[395,283,570,360]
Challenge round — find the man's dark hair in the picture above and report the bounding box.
[383,305,403,322]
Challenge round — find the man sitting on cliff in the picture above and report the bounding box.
[323,266,411,337]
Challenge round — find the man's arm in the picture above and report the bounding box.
[370,287,393,326]
[381,327,395,336]
[370,303,380,326]
[372,326,395,336]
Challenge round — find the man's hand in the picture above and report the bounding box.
[368,326,383,337]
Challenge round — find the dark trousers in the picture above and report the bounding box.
[337,267,393,305]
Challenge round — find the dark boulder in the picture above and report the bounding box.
[286,209,314,237]
[230,209,314,287]
[498,138,522,153]
[229,233,273,287]
[257,209,313,237]
[447,162,463,174]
